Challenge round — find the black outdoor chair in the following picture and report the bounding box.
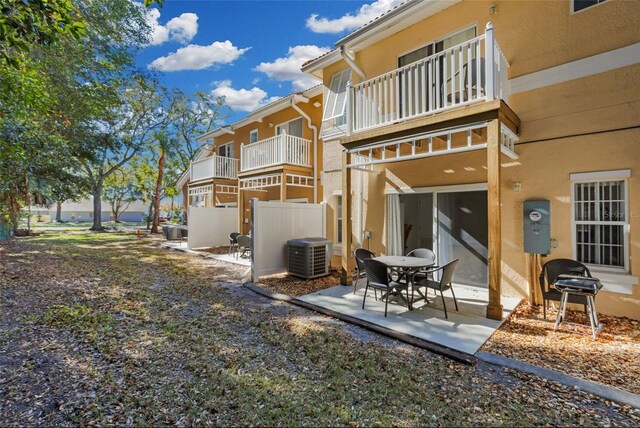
[353,248,376,294]
[236,234,251,259]
[228,232,240,255]
[362,259,410,317]
[414,259,460,319]
[539,259,592,319]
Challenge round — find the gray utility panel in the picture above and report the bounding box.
[523,200,551,254]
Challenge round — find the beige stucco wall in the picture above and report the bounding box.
[317,1,640,317]
[351,0,639,83]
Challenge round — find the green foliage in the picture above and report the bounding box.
[0,0,86,68]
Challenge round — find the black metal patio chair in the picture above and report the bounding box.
[228,232,240,255]
[236,234,251,259]
[539,258,592,319]
[353,248,376,294]
[414,259,459,319]
[362,259,410,317]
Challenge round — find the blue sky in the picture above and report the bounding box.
[136,0,403,123]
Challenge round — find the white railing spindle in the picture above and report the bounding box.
[239,134,311,172]
[347,26,508,133]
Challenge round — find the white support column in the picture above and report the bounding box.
[484,22,495,101]
[346,81,353,136]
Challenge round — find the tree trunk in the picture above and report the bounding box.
[56,200,62,222]
[26,176,31,234]
[151,149,165,234]
[146,200,153,230]
[9,194,20,233]
[90,180,104,231]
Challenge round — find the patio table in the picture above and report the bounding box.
[373,256,435,309]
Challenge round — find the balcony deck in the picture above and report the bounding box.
[190,155,238,182]
[340,25,510,138]
[240,134,312,174]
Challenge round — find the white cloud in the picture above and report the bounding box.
[211,81,271,112]
[146,9,199,45]
[254,45,328,91]
[306,0,404,34]
[149,41,250,72]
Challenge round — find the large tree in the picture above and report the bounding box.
[0,0,154,231]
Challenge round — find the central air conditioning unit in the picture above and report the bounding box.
[287,237,332,279]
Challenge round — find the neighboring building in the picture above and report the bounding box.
[182,85,324,234]
[302,0,640,319]
[50,198,148,222]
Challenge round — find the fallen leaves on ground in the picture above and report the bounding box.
[1,232,639,426]
[482,302,640,395]
[258,270,342,297]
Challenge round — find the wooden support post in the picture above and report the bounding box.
[280,173,287,202]
[237,189,245,233]
[341,151,353,286]
[486,118,503,320]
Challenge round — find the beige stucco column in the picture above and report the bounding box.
[237,189,245,233]
[280,173,287,202]
[486,118,503,320]
[341,151,353,286]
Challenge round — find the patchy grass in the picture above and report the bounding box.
[1,231,639,426]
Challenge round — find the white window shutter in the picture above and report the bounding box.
[323,68,350,121]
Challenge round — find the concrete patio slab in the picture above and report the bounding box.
[160,242,251,267]
[297,283,521,355]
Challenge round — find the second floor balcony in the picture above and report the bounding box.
[240,133,311,173]
[190,155,238,182]
[337,24,509,135]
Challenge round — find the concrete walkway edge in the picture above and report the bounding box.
[475,351,640,410]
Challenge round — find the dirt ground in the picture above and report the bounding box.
[482,302,640,395]
[1,231,639,426]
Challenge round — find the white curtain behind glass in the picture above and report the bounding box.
[387,194,403,256]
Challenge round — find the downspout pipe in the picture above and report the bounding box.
[340,45,365,81]
[291,96,318,204]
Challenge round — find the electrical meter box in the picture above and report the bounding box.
[524,200,550,254]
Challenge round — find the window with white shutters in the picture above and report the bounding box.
[323,68,351,122]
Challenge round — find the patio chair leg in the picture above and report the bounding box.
[440,290,448,319]
[384,292,389,317]
[543,300,547,320]
[353,268,358,294]
[450,286,459,312]
[362,283,369,310]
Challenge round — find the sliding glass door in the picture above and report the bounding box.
[437,191,488,288]
[397,187,488,288]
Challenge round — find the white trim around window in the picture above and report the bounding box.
[570,169,631,275]
[218,141,234,158]
[249,129,258,144]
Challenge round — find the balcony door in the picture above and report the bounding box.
[397,26,476,116]
[276,117,303,138]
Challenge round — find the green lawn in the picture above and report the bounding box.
[1,231,637,426]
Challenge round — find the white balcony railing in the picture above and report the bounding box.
[240,133,311,172]
[347,23,509,134]
[190,155,238,182]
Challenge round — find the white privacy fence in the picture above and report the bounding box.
[187,206,238,250]
[240,134,311,172]
[191,155,238,181]
[251,200,326,282]
[348,24,509,133]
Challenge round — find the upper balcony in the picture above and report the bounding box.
[240,133,311,173]
[190,155,238,182]
[343,25,509,135]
